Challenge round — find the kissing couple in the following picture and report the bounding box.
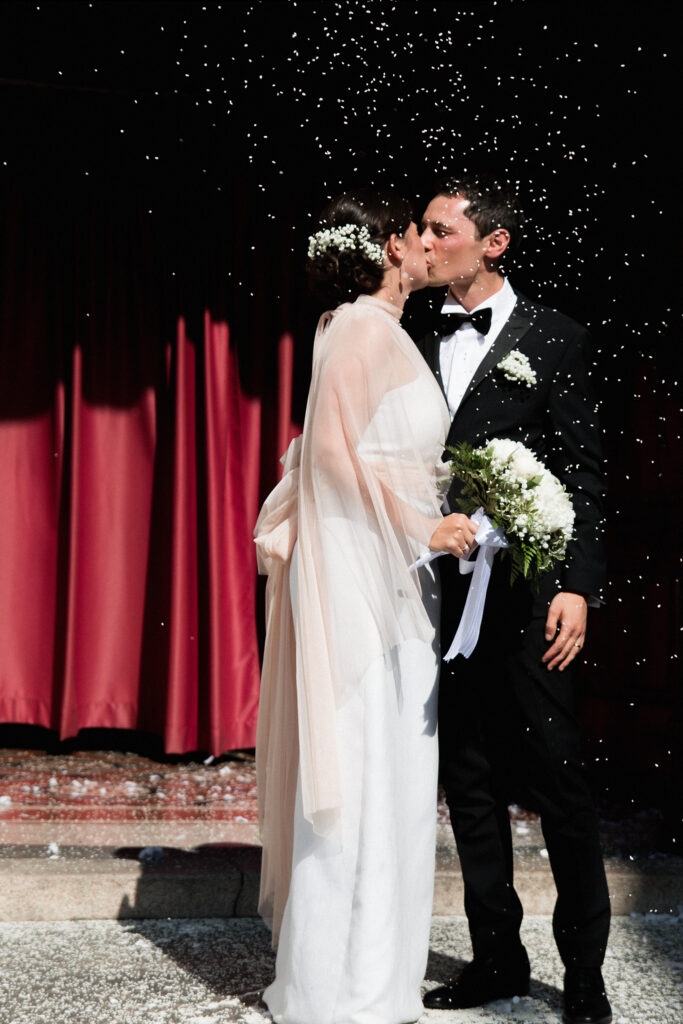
[254,175,611,1024]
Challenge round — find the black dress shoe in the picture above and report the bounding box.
[563,967,612,1024]
[423,946,530,1010]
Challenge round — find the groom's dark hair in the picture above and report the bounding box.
[434,174,524,250]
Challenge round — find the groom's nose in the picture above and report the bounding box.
[420,228,434,249]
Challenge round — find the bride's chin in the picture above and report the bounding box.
[402,266,429,293]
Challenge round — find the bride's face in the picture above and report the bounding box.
[399,221,429,292]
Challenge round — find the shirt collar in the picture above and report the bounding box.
[441,276,515,316]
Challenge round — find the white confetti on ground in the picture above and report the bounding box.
[0,916,681,1024]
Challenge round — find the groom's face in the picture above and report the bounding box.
[420,194,487,288]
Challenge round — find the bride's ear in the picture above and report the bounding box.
[387,233,404,265]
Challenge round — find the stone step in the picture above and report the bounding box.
[1,823,681,923]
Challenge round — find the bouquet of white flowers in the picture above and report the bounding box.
[447,438,575,586]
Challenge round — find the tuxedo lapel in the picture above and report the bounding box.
[457,295,539,409]
[426,331,448,401]
[411,288,448,401]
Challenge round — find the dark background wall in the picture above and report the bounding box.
[0,2,680,819]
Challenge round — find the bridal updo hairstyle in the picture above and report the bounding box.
[306,189,414,306]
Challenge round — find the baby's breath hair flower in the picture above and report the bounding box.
[307,223,385,267]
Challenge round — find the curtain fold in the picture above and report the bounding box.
[165,317,201,751]
[202,313,260,753]
[0,402,64,727]
[60,344,158,738]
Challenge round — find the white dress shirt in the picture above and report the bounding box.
[439,277,517,419]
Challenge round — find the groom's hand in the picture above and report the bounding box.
[542,592,588,671]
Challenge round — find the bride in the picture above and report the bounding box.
[254,189,478,1024]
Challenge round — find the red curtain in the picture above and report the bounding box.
[0,314,297,754]
[0,191,298,754]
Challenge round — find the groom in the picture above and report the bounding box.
[406,176,612,1024]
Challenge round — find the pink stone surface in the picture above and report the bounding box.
[0,749,259,823]
[1,747,671,862]
[0,747,544,828]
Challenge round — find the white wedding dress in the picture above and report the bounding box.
[255,296,451,1024]
[264,379,444,1024]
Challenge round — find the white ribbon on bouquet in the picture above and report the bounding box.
[410,506,509,660]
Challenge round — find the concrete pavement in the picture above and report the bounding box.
[0,914,681,1024]
[1,820,682,922]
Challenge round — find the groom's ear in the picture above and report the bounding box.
[485,228,511,261]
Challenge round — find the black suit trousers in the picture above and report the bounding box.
[437,553,610,968]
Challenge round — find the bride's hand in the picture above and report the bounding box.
[428,514,479,558]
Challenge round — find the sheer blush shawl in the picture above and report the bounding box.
[254,294,451,941]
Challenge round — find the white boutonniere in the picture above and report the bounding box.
[497,350,537,388]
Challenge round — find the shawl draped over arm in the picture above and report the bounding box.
[254,297,450,940]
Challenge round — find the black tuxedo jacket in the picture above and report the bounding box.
[406,287,607,602]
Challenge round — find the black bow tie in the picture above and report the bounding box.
[437,308,493,337]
